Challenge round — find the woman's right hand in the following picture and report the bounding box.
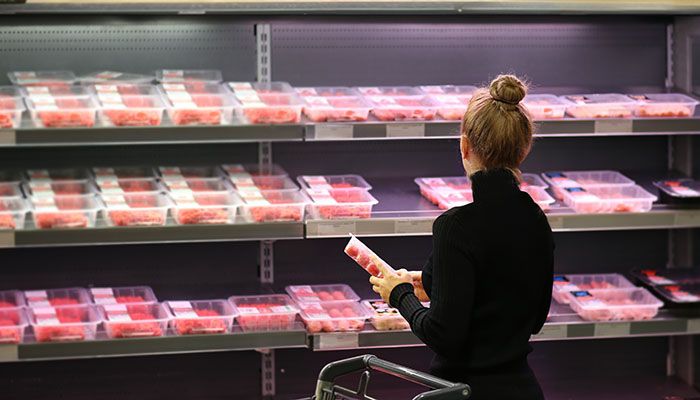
[409,271,430,302]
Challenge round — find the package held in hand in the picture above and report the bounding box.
[344,234,396,277]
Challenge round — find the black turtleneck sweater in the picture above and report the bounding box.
[390,168,554,380]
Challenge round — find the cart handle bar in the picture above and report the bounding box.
[315,355,471,400]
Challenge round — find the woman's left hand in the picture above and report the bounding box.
[369,263,412,304]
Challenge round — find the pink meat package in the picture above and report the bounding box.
[344,235,396,277]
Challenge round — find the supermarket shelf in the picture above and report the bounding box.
[0,327,308,363]
[309,311,700,351]
[0,124,304,147]
[305,118,700,141]
[1,220,304,248]
[5,1,700,15]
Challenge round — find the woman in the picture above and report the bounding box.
[370,74,554,400]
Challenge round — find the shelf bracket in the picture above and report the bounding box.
[256,23,271,83]
[261,349,276,398]
[259,240,274,284]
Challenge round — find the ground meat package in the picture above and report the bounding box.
[344,234,396,277]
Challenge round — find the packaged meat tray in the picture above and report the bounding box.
[102,303,170,338]
[221,163,288,179]
[29,305,100,342]
[92,167,155,181]
[521,173,549,189]
[24,287,91,308]
[285,284,360,304]
[229,175,299,193]
[302,95,371,122]
[344,234,397,277]
[567,288,662,321]
[0,197,28,230]
[654,179,700,204]
[522,94,569,120]
[629,93,699,118]
[159,83,236,126]
[26,168,90,182]
[23,180,96,197]
[89,286,158,305]
[171,191,241,225]
[93,84,165,127]
[228,294,299,332]
[306,188,378,219]
[96,178,163,195]
[158,166,222,179]
[162,177,232,194]
[167,300,237,335]
[297,175,372,192]
[21,85,91,98]
[8,70,76,87]
[419,85,477,95]
[420,86,476,120]
[630,268,700,287]
[30,194,101,229]
[542,170,636,200]
[298,301,370,333]
[227,82,304,124]
[0,307,27,344]
[552,273,635,304]
[434,190,474,210]
[156,69,223,83]
[560,185,657,213]
[521,186,555,211]
[0,86,25,128]
[26,95,97,128]
[356,86,424,96]
[651,283,700,308]
[296,87,361,97]
[362,299,410,331]
[366,95,440,121]
[414,177,471,206]
[0,290,26,309]
[78,71,154,85]
[563,94,637,119]
[239,190,308,222]
[0,182,22,198]
[102,192,170,227]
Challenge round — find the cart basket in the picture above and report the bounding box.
[310,354,471,400]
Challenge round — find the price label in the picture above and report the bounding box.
[0,231,14,248]
[0,344,18,362]
[547,216,564,230]
[395,219,432,234]
[318,332,359,350]
[675,211,700,227]
[314,124,354,140]
[386,123,425,138]
[594,119,633,134]
[532,324,568,340]
[686,319,700,333]
[317,221,357,236]
[0,129,15,145]
[594,322,631,337]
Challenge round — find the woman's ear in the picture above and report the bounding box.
[460,136,469,161]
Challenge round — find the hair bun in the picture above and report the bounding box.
[489,74,527,106]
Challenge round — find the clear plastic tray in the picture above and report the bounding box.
[23,180,96,197]
[362,299,410,331]
[568,288,662,321]
[96,178,163,195]
[0,197,28,230]
[229,175,298,193]
[21,85,91,98]
[560,185,657,213]
[156,69,223,83]
[434,190,474,210]
[94,84,165,127]
[431,94,474,120]
[167,300,238,335]
[630,268,700,287]
[629,93,699,118]
[0,182,22,198]
[170,191,241,225]
[239,190,308,222]
[521,173,548,189]
[285,284,360,304]
[521,186,555,211]
[297,175,373,191]
[162,177,232,194]
[0,290,25,308]
[419,85,476,95]
[228,294,299,332]
[542,170,636,200]
[366,95,440,121]
[356,86,423,96]
[29,305,100,342]
[26,168,90,182]
[0,307,27,344]
[30,194,101,229]
[158,166,222,179]
[522,94,569,120]
[563,93,637,119]
[89,286,158,305]
[24,287,91,308]
[306,188,378,219]
[0,86,25,129]
[221,163,288,178]
[161,93,235,126]
[552,273,635,304]
[92,167,155,181]
[298,301,370,333]
[654,179,700,202]
[8,71,76,87]
[296,87,361,97]
[414,177,470,207]
[102,192,170,227]
[303,95,372,122]
[78,71,154,85]
[228,82,304,124]
[344,234,396,277]
[26,95,97,128]
[102,303,170,338]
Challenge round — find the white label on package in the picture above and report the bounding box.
[237,307,260,315]
[228,82,253,91]
[671,290,700,302]
[29,94,56,104]
[94,72,123,80]
[386,123,425,138]
[223,164,245,174]
[305,96,331,106]
[671,186,700,197]
[25,290,48,301]
[94,85,120,93]
[270,305,296,313]
[98,92,124,103]
[159,167,183,178]
[34,307,60,326]
[168,301,198,318]
[34,104,60,111]
[162,84,187,92]
[25,87,50,94]
[32,197,58,212]
[167,91,193,102]
[315,124,354,140]
[241,191,270,206]
[91,288,116,305]
[565,187,600,201]
[104,304,132,322]
[306,188,337,205]
[171,192,198,205]
[162,70,184,79]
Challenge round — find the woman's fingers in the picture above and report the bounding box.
[369,276,382,286]
[372,285,381,294]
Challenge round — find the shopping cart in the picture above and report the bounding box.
[305,354,471,400]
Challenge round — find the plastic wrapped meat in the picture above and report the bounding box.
[229,295,298,332]
[561,185,656,214]
[564,94,636,119]
[303,96,371,122]
[552,274,635,304]
[568,288,662,321]
[0,308,24,344]
[31,305,98,342]
[24,288,90,308]
[171,192,239,225]
[344,235,396,277]
[0,198,24,230]
[32,193,97,229]
[522,95,568,119]
[170,96,226,125]
[299,302,368,333]
[306,189,378,220]
[240,191,306,223]
[102,303,168,338]
[362,300,410,331]
[630,94,699,118]
[90,287,157,305]
[241,93,303,124]
[32,97,96,128]
[168,300,236,335]
[432,94,472,120]
[368,96,438,121]
[8,71,76,87]
[286,284,360,304]
[101,97,163,127]
[0,93,22,128]
[103,193,169,227]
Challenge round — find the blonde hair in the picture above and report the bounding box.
[461,74,533,174]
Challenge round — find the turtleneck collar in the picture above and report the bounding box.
[470,168,520,203]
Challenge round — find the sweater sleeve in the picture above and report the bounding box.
[390,212,475,357]
[532,215,555,334]
[422,251,434,299]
